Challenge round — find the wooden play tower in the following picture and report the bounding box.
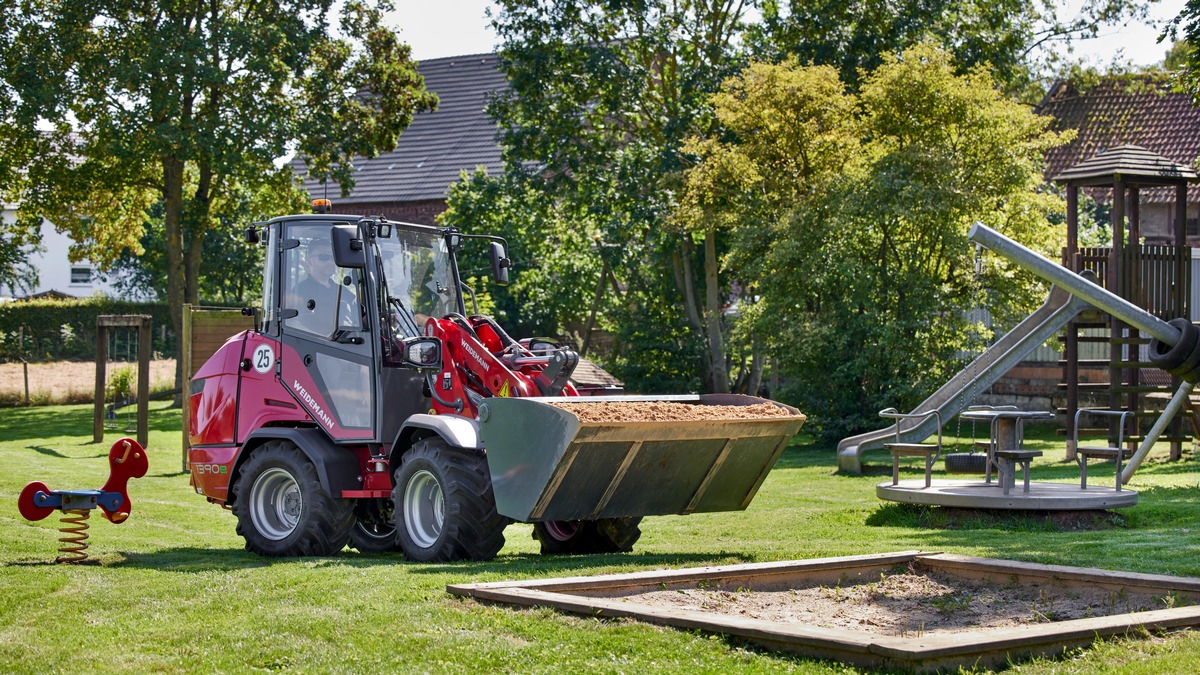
[1056,146,1199,457]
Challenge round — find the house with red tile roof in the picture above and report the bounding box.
[1036,75,1200,242]
[292,52,506,225]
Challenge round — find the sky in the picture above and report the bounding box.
[387,0,1187,67]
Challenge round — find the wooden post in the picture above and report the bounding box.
[137,317,151,449]
[19,326,28,406]
[182,304,192,472]
[1064,186,1079,461]
[94,324,108,443]
[1178,184,1188,245]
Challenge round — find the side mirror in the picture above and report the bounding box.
[400,337,443,371]
[490,241,510,286]
[331,224,365,269]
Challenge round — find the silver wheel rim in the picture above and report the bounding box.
[544,520,579,541]
[404,469,444,548]
[250,468,302,541]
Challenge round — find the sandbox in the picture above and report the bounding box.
[448,551,1200,672]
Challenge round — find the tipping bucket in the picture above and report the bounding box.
[478,394,806,522]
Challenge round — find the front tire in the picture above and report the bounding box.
[532,518,642,555]
[392,438,506,562]
[231,440,354,557]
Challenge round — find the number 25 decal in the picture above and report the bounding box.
[252,344,275,374]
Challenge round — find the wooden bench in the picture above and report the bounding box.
[1077,446,1131,491]
[886,442,939,488]
[993,449,1042,495]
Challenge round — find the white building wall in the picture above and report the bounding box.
[1,207,120,299]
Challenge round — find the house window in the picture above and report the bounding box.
[70,267,92,284]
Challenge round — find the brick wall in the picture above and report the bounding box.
[345,200,448,226]
[978,362,1109,412]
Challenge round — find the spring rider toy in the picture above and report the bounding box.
[17,437,148,563]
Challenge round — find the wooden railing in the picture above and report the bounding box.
[1064,245,1190,320]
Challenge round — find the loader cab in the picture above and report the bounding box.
[256,214,467,445]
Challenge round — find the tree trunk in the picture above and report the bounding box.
[674,237,703,331]
[748,336,764,397]
[162,156,187,397]
[703,228,729,393]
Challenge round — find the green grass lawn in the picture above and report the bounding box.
[3,403,1200,673]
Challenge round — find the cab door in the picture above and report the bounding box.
[277,220,377,441]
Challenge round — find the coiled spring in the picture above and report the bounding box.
[56,509,90,564]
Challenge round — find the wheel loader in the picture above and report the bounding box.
[187,207,805,561]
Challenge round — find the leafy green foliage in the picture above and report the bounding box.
[106,365,135,402]
[750,0,1155,100]
[443,0,755,393]
[0,0,436,382]
[0,298,178,362]
[681,44,1068,439]
[441,168,600,339]
[1171,0,1200,101]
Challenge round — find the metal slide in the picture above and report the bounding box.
[837,284,1091,474]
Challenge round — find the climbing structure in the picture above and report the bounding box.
[1055,146,1199,458]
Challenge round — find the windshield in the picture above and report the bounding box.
[376,227,458,338]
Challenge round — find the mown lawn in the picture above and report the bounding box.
[3,402,1200,673]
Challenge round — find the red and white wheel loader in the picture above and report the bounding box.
[187,208,804,561]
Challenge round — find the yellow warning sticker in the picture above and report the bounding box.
[498,381,511,398]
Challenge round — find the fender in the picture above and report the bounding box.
[394,414,483,453]
[231,428,362,502]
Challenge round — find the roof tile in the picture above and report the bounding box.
[294,53,507,204]
[1038,77,1200,204]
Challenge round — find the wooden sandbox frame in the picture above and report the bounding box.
[449,551,1200,672]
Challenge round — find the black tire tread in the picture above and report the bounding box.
[393,438,506,562]
[944,452,989,474]
[231,440,355,557]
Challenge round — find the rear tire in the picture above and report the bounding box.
[350,499,402,553]
[232,440,354,557]
[392,438,506,562]
[533,518,642,555]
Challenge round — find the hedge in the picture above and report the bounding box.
[0,298,177,363]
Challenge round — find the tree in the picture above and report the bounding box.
[0,0,437,383]
[449,0,752,393]
[1171,0,1200,100]
[104,179,298,305]
[681,44,1069,439]
[749,0,1154,99]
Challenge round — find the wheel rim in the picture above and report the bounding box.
[543,520,579,541]
[250,467,302,541]
[404,469,444,548]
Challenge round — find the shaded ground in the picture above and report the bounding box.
[593,562,1178,636]
[867,503,1130,531]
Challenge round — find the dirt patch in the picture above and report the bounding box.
[0,359,177,405]
[548,400,799,422]
[590,562,1178,635]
